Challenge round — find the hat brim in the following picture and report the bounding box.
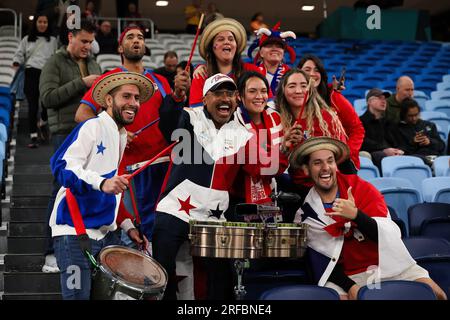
[199,18,247,60]
[92,72,154,107]
[289,137,350,169]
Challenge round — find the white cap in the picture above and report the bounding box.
[202,73,237,97]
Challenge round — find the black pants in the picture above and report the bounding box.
[24,67,41,136]
[152,212,234,300]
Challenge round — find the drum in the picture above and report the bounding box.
[263,223,308,258]
[91,246,168,300]
[189,221,265,259]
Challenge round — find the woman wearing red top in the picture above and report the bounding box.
[230,71,286,210]
[276,68,347,195]
[298,54,365,170]
[190,18,260,107]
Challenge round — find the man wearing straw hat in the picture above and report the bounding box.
[74,25,173,254]
[291,136,447,300]
[49,71,152,300]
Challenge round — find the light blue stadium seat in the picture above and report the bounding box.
[369,177,422,231]
[431,91,450,101]
[353,99,367,116]
[259,285,340,300]
[381,155,432,186]
[358,156,380,180]
[421,177,450,203]
[433,156,450,177]
[425,100,450,117]
[0,122,7,142]
[437,82,450,92]
[420,111,450,133]
[357,281,436,300]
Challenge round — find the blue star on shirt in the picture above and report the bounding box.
[97,141,106,155]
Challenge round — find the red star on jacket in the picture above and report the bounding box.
[178,196,196,215]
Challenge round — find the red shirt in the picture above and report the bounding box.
[80,67,172,171]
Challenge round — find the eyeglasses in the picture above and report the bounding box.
[209,89,236,98]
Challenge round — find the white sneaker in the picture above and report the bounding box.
[42,254,60,273]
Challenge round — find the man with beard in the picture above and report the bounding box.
[154,72,290,299]
[74,26,172,257]
[292,136,447,300]
[49,72,152,300]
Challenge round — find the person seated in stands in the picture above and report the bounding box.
[359,88,404,170]
[292,136,447,300]
[395,98,445,166]
[153,51,179,90]
[96,20,118,55]
[386,76,414,124]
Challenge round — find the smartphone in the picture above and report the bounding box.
[415,129,424,136]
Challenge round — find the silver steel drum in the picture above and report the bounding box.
[91,245,167,300]
[263,223,308,258]
[189,221,265,259]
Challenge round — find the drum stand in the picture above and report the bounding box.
[233,259,247,300]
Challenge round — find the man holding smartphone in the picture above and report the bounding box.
[396,98,445,165]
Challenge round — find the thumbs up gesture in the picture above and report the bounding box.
[326,187,358,220]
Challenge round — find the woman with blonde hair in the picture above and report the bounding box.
[276,68,348,195]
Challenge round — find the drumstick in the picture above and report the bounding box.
[133,117,160,136]
[127,140,179,180]
[185,13,205,73]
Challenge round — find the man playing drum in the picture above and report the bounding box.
[49,72,152,300]
[292,136,447,300]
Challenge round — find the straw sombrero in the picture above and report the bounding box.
[198,18,247,60]
[289,136,350,169]
[92,72,154,107]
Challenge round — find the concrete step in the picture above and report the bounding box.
[9,207,48,222]
[1,292,62,300]
[7,237,47,254]
[13,174,53,185]
[8,222,47,237]
[13,164,51,175]
[10,196,51,209]
[5,254,44,272]
[12,184,53,197]
[3,272,60,293]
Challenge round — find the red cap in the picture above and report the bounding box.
[118,26,145,46]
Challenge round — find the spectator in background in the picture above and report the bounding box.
[184,0,203,34]
[386,75,415,124]
[298,54,365,173]
[125,2,143,27]
[153,51,178,89]
[204,2,224,26]
[84,1,98,26]
[36,0,60,33]
[396,98,445,166]
[39,19,101,273]
[96,20,119,55]
[250,12,268,34]
[359,88,404,170]
[13,13,58,148]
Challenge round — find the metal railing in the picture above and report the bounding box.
[0,8,22,38]
[95,16,155,39]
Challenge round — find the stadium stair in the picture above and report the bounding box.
[1,101,61,300]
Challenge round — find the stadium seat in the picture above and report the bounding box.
[388,206,407,238]
[381,156,432,186]
[437,82,450,92]
[357,281,436,300]
[369,177,422,231]
[420,111,450,132]
[353,99,366,116]
[433,156,450,177]
[358,156,380,180]
[421,177,450,203]
[431,91,450,101]
[408,202,450,236]
[415,257,450,297]
[259,285,340,300]
[403,237,450,260]
[425,100,450,117]
[420,218,450,242]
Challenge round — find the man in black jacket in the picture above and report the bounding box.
[359,88,404,170]
[396,98,445,165]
